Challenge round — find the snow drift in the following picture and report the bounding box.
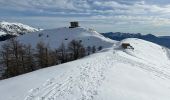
[0,38,170,100]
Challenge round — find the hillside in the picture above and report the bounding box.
[102,32,170,48]
[16,27,115,49]
[0,21,39,41]
[0,38,170,100]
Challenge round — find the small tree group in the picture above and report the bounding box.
[0,39,103,79]
[68,40,85,60]
[0,39,35,78]
[35,42,58,68]
[86,45,102,55]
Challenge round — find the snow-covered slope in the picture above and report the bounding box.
[0,21,39,36]
[119,38,170,66]
[0,38,170,100]
[17,27,115,48]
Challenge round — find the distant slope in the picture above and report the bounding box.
[101,32,170,48]
[159,36,170,39]
[0,21,40,41]
[16,27,115,49]
[0,38,170,100]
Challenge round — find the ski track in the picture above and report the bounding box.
[25,49,170,100]
[25,52,115,100]
[114,51,170,80]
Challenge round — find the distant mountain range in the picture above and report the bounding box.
[101,32,170,48]
[0,21,40,41]
[160,36,170,39]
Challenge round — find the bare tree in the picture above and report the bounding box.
[79,47,86,58]
[35,41,46,68]
[87,46,91,55]
[92,46,96,53]
[58,42,67,63]
[98,46,103,51]
[0,38,27,78]
[24,45,35,72]
[0,40,11,78]
[48,49,59,66]
[68,40,85,60]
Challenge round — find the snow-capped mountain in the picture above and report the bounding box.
[0,38,170,100]
[16,27,115,49]
[102,32,170,48]
[0,21,40,41]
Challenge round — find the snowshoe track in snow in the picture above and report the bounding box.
[25,53,115,100]
[25,48,170,100]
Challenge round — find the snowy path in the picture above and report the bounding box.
[25,52,116,100]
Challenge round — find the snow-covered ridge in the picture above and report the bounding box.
[102,32,170,49]
[17,27,116,48]
[0,21,39,36]
[1,38,170,100]
[119,38,170,66]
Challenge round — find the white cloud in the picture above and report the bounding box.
[0,0,170,17]
[1,0,170,35]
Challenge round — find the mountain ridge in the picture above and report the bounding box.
[101,32,170,48]
[0,21,40,41]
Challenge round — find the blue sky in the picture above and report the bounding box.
[0,0,170,36]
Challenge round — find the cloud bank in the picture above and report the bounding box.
[0,0,170,35]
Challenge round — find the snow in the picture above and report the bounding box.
[0,21,39,36]
[120,38,170,66]
[0,30,6,35]
[0,21,39,31]
[0,38,170,100]
[17,27,116,48]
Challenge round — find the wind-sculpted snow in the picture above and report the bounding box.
[1,38,170,100]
